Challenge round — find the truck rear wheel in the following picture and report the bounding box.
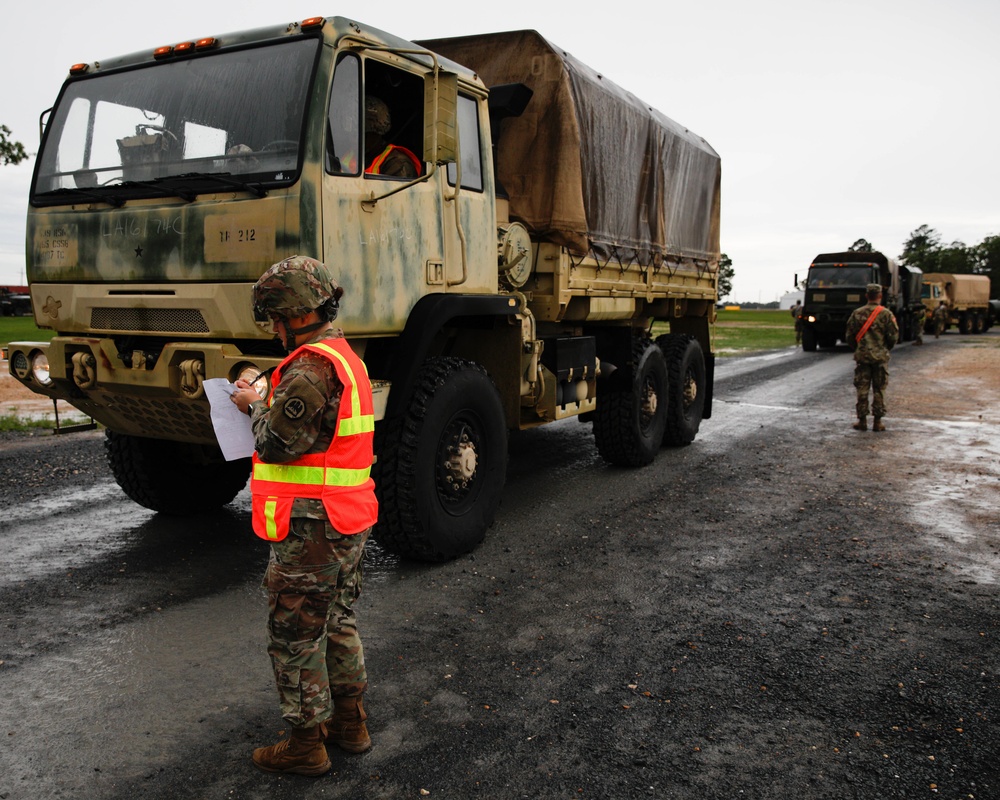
[973,312,986,334]
[593,337,668,467]
[374,357,508,562]
[104,431,250,514]
[656,334,706,446]
[959,313,972,334]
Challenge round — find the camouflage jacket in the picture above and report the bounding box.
[249,326,345,518]
[845,303,899,364]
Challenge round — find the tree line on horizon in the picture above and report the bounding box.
[848,228,1000,299]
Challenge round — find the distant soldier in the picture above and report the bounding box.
[912,306,925,345]
[845,283,898,432]
[932,301,948,338]
[790,299,803,344]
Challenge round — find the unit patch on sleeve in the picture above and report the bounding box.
[283,397,307,420]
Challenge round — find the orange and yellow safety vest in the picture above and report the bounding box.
[250,338,377,541]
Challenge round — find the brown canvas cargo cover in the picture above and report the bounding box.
[419,30,721,266]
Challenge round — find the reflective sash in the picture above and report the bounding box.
[365,144,422,176]
[855,305,885,344]
[251,338,378,540]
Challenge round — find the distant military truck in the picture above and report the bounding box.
[0,286,31,316]
[6,17,721,561]
[798,251,922,351]
[920,273,991,334]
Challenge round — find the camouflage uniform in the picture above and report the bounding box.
[247,258,370,729]
[932,302,947,338]
[845,289,898,423]
[791,301,803,343]
[912,307,925,345]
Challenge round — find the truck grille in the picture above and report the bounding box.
[90,307,209,333]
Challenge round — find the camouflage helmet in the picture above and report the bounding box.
[253,255,343,321]
[365,96,391,136]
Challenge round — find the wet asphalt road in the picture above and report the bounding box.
[1,335,998,800]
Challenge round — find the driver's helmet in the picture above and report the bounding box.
[365,96,391,135]
[252,255,341,321]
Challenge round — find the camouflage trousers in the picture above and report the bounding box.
[265,517,369,729]
[854,361,889,418]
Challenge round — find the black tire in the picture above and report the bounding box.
[593,336,668,467]
[959,312,972,334]
[656,334,706,446]
[802,328,817,352]
[374,357,508,562]
[973,312,985,334]
[104,431,250,514]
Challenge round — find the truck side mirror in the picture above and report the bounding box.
[425,70,458,165]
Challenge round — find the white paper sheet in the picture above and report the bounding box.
[204,378,257,461]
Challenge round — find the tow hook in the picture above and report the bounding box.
[71,352,97,389]
[179,358,206,399]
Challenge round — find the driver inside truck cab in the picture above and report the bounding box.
[363,96,422,178]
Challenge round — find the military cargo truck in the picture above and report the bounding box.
[920,273,991,334]
[7,17,721,561]
[798,251,922,351]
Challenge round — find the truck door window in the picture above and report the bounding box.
[362,61,424,179]
[327,54,361,175]
[447,94,483,192]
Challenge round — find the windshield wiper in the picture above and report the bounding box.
[39,187,125,208]
[154,172,269,199]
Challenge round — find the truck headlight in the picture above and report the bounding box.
[806,315,817,323]
[10,350,30,380]
[237,364,270,398]
[31,351,52,386]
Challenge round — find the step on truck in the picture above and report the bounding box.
[798,251,922,351]
[920,273,992,335]
[7,16,721,561]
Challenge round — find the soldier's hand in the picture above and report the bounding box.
[231,379,262,415]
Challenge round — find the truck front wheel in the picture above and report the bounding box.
[593,337,668,467]
[104,431,250,514]
[656,334,706,446]
[802,328,817,352]
[374,357,508,562]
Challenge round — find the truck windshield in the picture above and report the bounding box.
[807,266,875,289]
[32,37,319,203]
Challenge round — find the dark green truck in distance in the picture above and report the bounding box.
[798,251,923,351]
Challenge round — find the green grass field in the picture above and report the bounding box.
[653,308,798,356]
[712,308,799,355]
[0,316,55,348]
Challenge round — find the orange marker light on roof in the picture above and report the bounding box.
[69,63,89,75]
[153,45,173,59]
[301,16,326,30]
[195,37,217,50]
[174,41,195,54]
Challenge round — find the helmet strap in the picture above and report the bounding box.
[281,318,329,351]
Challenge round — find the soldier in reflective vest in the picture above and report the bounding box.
[363,95,421,178]
[232,255,377,776]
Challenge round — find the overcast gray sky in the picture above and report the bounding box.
[1,0,997,302]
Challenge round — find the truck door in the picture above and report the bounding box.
[321,54,446,336]
[439,92,495,293]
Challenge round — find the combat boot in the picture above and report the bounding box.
[853,417,867,431]
[872,417,886,432]
[252,725,331,775]
[325,695,371,753]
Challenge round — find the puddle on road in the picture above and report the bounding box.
[904,416,1000,585]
